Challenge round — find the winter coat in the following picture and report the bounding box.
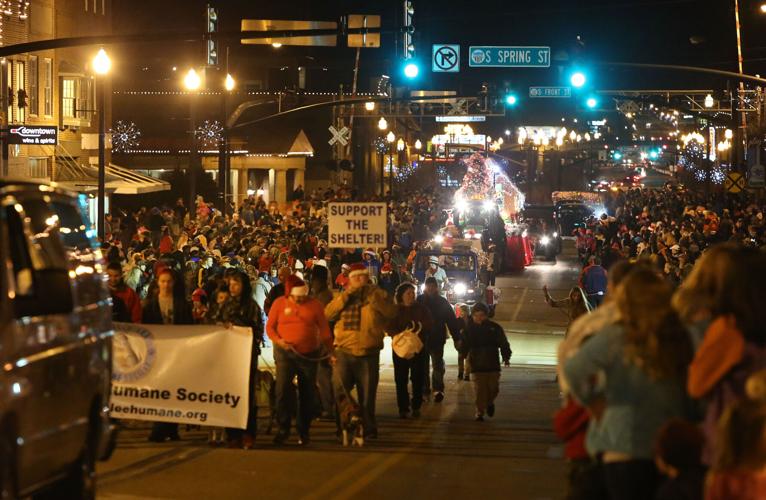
[461,319,511,372]
[416,293,461,349]
[387,302,433,345]
[142,295,194,325]
[325,284,397,356]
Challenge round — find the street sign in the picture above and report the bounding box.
[749,164,765,188]
[529,86,571,98]
[468,46,550,68]
[328,125,350,146]
[432,44,460,72]
[436,115,486,122]
[241,19,337,47]
[347,15,381,48]
[6,125,57,145]
[724,172,746,193]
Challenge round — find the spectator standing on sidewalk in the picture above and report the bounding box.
[388,283,433,419]
[461,303,511,421]
[266,275,333,446]
[418,277,462,403]
[565,268,693,500]
[325,262,397,438]
[107,262,142,323]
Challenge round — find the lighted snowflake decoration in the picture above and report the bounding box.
[373,136,388,154]
[109,120,141,153]
[196,120,224,148]
[694,169,706,182]
[711,166,726,185]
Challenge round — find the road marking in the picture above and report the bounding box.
[511,287,528,322]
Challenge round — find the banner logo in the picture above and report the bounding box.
[113,324,156,383]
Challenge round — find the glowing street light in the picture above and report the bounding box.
[414,139,422,150]
[397,138,405,151]
[272,42,283,48]
[505,129,511,136]
[93,48,111,75]
[184,68,201,90]
[365,101,376,111]
[704,94,714,108]
[386,131,396,143]
[378,117,388,130]
[725,129,733,139]
[224,73,235,91]
[92,48,111,241]
[761,3,766,13]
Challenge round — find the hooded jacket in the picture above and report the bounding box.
[325,284,397,356]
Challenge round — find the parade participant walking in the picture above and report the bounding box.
[107,262,142,323]
[221,270,264,450]
[325,263,397,438]
[267,275,333,446]
[579,256,608,308]
[309,265,335,420]
[424,256,448,293]
[418,277,461,402]
[388,283,433,418]
[461,303,511,421]
[142,269,193,442]
[335,263,350,290]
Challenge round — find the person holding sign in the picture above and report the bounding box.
[266,275,333,446]
[325,263,397,439]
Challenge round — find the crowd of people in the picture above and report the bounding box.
[104,181,766,499]
[546,185,766,500]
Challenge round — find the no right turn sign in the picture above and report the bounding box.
[432,44,460,72]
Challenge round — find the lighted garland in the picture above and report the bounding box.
[196,120,224,148]
[110,120,141,153]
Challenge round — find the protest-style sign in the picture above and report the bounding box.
[327,202,388,248]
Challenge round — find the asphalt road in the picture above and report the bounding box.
[97,242,582,500]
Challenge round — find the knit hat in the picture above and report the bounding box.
[285,275,309,297]
[348,262,368,278]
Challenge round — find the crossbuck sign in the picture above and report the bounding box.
[328,125,350,146]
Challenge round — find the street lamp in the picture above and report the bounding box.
[704,94,714,108]
[365,101,376,111]
[184,69,201,214]
[219,73,235,216]
[378,117,388,130]
[386,131,395,143]
[93,48,110,241]
[397,138,405,151]
[415,139,422,150]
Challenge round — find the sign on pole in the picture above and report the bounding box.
[435,115,486,122]
[6,125,57,145]
[241,19,337,47]
[328,125,350,146]
[432,44,460,72]
[529,86,571,98]
[328,202,387,248]
[749,164,765,188]
[724,172,746,193]
[468,46,550,68]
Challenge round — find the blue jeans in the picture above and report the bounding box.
[333,350,380,435]
[423,343,446,393]
[273,346,319,437]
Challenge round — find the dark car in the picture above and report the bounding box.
[522,206,562,261]
[0,180,115,499]
[554,202,594,235]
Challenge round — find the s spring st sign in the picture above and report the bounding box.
[6,125,58,145]
[468,46,550,67]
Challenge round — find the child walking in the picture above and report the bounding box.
[456,303,472,381]
[461,303,511,421]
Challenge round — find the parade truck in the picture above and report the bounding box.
[412,243,484,307]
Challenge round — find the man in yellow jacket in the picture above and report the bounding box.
[325,262,397,439]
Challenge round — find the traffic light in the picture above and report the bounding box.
[505,94,518,106]
[570,71,586,88]
[403,61,419,79]
[585,96,598,109]
[403,1,415,59]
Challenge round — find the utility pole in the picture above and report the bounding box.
[734,0,748,168]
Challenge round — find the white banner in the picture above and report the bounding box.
[109,323,253,429]
[327,202,387,248]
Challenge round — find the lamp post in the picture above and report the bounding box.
[385,131,395,197]
[92,48,111,241]
[184,69,201,215]
[219,73,234,217]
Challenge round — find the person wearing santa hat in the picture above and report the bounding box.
[267,275,333,446]
[325,262,397,439]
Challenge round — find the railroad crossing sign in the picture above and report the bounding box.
[749,164,765,188]
[724,172,746,193]
[328,125,350,146]
[432,44,460,72]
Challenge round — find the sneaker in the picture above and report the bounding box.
[434,392,444,403]
[272,432,288,446]
[487,404,495,417]
[475,413,484,422]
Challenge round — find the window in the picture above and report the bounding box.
[29,56,38,115]
[14,61,25,123]
[43,58,52,116]
[62,78,76,118]
[28,158,48,178]
[79,77,92,120]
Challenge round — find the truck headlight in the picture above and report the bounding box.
[540,236,551,245]
[454,283,467,296]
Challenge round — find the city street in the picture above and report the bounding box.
[96,245,580,500]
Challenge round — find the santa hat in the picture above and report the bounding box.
[285,275,309,297]
[348,262,368,278]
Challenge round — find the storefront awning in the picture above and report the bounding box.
[54,162,170,195]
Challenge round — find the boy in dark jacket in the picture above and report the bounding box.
[461,302,511,421]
